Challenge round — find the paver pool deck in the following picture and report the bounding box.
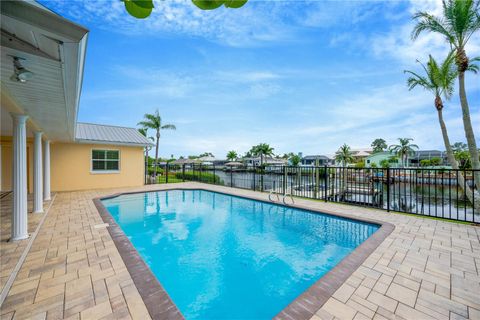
[0,182,479,320]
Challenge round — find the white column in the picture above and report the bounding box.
[43,140,51,201]
[11,114,29,241]
[33,131,43,213]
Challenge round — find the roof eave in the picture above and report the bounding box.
[75,139,153,147]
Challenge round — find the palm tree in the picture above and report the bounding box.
[389,138,419,167]
[405,52,478,206]
[334,144,354,198]
[451,142,468,153]
[226,151,238,161]
[251,143,274,166]
[335,144,354,167]
[289,154,301,166]
[412,0,480,185]
[138,128,154,175]
[138,109,176,178]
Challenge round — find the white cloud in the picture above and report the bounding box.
[371,0,480,65]
[215,71,281,82]
[43,0,301,47]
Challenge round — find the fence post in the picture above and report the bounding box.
[230,167,233,187]
[182,164,185,182]
[253,165,256,191]
[213,165,216,184]
[261,166,264,192]
[166,164,169,184]
[324,165,328,202]
[283,166,287,195]
[386,168,390,212]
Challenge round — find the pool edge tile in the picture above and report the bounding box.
[93,198,185,320]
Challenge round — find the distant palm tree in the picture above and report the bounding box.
[226,151,238,161]
[251,143,274,166]
[138,128,154,173]
[389,138,419,167]
[335,144,354,167]
[412,0,480,184]
[289,154,301,166]
[138,109,176,178]
[334,144,354,198]
[451,142,468,153]
[405,52,479,205]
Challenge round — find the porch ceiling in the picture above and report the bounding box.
[0,0,88,142]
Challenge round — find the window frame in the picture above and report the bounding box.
[90,148,121,174]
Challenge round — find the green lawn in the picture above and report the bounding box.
[156,175,184,184]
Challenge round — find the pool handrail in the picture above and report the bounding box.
[269,190,280,202]
[283,193,295,205]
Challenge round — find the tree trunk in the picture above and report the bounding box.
[146,147,149,178]
[154,130,159,179]
[458,71,480,187]
[437,107,478,210]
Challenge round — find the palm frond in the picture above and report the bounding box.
[411,11,455,44]
[137,120,157,130]
[404,70,434,91]
[161,124,176,130]
[467,56,480,73]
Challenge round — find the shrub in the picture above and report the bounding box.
[379,159,390,168]
[420,159,431,167]
[147,167,164,176]
[430,157,441,166]
[175,171,224,185]
[355,160,365,168]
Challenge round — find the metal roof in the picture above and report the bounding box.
[302,155,330,160]
[76,123,154,146]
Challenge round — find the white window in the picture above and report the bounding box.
[91,149,120,172]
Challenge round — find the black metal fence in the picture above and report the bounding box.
[147,164,479,223]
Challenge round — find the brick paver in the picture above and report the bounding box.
[0,183,479,319]
[0,193,51,294]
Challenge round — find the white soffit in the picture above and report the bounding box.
[0,0,88,142]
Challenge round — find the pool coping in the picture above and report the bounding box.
[93,186,394,320]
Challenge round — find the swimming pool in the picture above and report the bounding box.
[101,189,380,319]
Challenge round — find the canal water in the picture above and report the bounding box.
[209,171,478,222]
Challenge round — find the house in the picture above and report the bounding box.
[351,148,373,162]
[365,152,399,168]
[301,155,332,166]
[1,1,152,240]
[243,157,287,167]
[408,150,448,167]
[197,156,217,165]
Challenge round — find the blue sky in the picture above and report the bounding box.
[40,0,479,159]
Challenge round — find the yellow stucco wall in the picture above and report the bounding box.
[50,143,145,191]
[1,137,34,193]
[1,138,145,193]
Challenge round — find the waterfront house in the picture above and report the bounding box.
[301,155,332,166]
[408,150,448,167]
[243,156,287,167]
[365,152,399,168]
[351,148,373,162]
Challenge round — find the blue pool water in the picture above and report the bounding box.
[102,190,379,319]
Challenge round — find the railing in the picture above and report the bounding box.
[146,164,479,223]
